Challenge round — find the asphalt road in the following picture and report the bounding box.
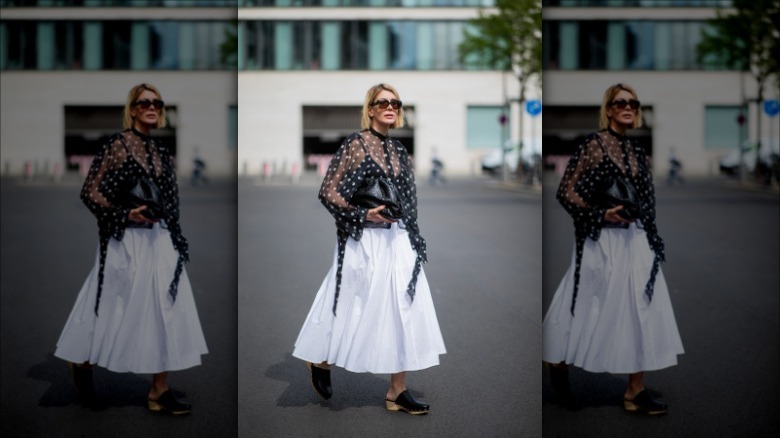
[1,178,237,438]
[6,171,771,437]
[238,177,543,438]
[541,172,780,438]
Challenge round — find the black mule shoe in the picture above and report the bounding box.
[624,389,668,415]
[147,390,192,415]
[68,362,95,406]
[385,390,429,415]
[546,363,582,411]
[306,362,332,400]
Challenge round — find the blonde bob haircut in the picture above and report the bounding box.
[599,83,642,130]
[123,83,167,130]
[361,83,405,130]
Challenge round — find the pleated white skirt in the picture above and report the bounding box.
[54,224,208,374]
[543,223,684,374]
[293,223,446,374]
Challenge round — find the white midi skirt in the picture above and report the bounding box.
[293,223,446,374]
[54,224,208,374]
[543,223,684,374]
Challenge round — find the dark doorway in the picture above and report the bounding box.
[302,105,415,170]
[64,105,177,172]
[542,105,653,158]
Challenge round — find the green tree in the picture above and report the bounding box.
[697,0,780,180]
[458,0,542,182]
[220,21,238,69]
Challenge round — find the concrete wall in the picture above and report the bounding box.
[0,71,237,177]
[543,70,779,176]
[238,70,539,176]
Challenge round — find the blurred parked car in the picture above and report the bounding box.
[481,141,541,175]
[719,141,780,177]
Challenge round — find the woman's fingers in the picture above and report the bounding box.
[129,205,156,223]
[367,205,394,223]
[605,205,633,223]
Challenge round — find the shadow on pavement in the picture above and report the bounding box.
[541,365,636,410]
[266,353,425,412]
[28,353,186,410]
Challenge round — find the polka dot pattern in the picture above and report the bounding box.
[319,129,427,315]
[557,129,665,315]
[80,128,189,315]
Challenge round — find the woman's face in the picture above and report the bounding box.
[368,89,399,129]
[606,89,638,129]
[131,89,163,129]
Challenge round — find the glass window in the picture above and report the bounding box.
[606,22,625,70]
[544,20,735,71]
[341,21,368,69]
[228,105,238,150]
[626,21,653,69]
[558,21,578,70]
[388,21,415,69]
[368,21,388,70]
[0,20,235,70]
[467,106,505,149]
[234,20,489,71]
[704,106,744,149]
[83,21,102,70]
[0,0,237,6]
[543,0,731,6]
[238,0,493,5]
[415,21,433,70]
[321,21,340,70]
[3,21,36,69]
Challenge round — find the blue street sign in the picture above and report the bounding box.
[526,99,542,117]
[764,99,779,117]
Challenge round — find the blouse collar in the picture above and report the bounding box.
[606,127,628,142]
[369,127,389,141]
[131,127,152,142]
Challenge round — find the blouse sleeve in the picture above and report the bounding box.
[633,142,665,260]
[318,134,370,241]
[80,135,130,240]
[556,135,607,240]
[395,141,427,262]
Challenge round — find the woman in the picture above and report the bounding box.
[542,83,683,415]
[292,83,446,415]
[54,83,208,414]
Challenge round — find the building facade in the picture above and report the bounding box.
[0,0,238,178]
[542,0,779,177]
[237,0,538,178]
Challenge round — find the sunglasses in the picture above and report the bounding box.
[371,98,402,110]
[609,99,640,110]
[134,99,165,110]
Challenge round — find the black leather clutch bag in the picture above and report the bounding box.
[124,175,165,220]
[351,176,406,220]
[595,175,641,220]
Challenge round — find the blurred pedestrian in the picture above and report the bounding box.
[54,83,208,414]
[293,83,446,415]
[543,83,683,415]
[667,147,684,185]
[429,147,446,185]
[191,147,209,186]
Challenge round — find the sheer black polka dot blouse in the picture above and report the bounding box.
[556,129,665,315]
[80,128,189,315]
[319,128,427,315]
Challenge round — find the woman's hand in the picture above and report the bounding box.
[366,205,395,223]
[604,205,633,224]
[128,205,157,223]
